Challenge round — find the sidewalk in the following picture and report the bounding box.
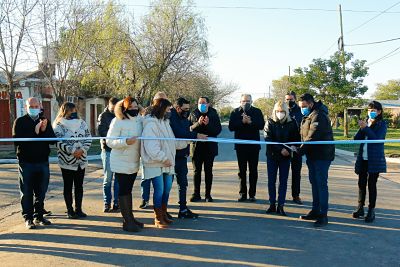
[0,154,399,266]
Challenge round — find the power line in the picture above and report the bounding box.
[366,46,400,66]
[346,37,400,47]
[346,1,400,34]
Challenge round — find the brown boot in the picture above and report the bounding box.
[154,208,168,228]
[162,204,173,224]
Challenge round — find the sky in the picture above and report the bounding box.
[125,0,400,106]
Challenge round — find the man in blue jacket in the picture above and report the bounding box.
[170,97,207,218]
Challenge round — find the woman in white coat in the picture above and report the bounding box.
[141,98,176,229]
[106,96,143,232]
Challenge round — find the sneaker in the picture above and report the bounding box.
[76,210,87,218]
[300,210,320,221]
[67,210,79,219]
[104,203,111,213]
[314,215,328,227]
[43,209,52,216]
[205,196,213,202]
[266,204,276,214]
[178,209,199,219]
[35,217,52,226]
[190,195,202,202]
[25,219,36,229]
[112,204,120,212]
[139,200,149,209]
[292,196,303,205]
[249,197,256,202]
[238,196,247,202]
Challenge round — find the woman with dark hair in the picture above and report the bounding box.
[53,102,92,219]
[141,98,176,228]
[353,101,387,223]
[106,96,144,232]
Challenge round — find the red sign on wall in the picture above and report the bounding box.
[0,91,23,100]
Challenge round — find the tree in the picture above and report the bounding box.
[253,97,274,120]
[373,79,400,100]
[271,75,290,100]
[0,0,38,128]
[291,51,368,136]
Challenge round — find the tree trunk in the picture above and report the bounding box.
[343,108,349,137]
[8,82,16,132]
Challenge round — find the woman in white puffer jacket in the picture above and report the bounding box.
[106,96,143,233]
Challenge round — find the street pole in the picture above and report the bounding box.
[339,4,349,137]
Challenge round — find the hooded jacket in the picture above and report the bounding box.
[169,108,197,158]
[106,101,142,175]
[141,115,176,179]
[98,107,115,151]
[299,101,335,161]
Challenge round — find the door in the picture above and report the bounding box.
[42,100,51,120]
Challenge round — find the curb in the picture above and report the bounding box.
[335,148,400,164]
[0,155,102,164]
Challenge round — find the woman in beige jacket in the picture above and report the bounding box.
[106,96,143,232]
[141,98,176,228]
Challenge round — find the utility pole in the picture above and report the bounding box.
[339,4,349,137]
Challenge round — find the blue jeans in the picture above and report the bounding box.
[101,150,119,205]
[267,157,290,206]
[141,178,151,202]
[18,162,50,220]
[175,156,189,211]
[306,159,331,216]
[151,173,173,208]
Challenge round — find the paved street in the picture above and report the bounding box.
[0,126,399,266]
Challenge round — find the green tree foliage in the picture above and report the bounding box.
[373,79,400,100]
[253,97,275,120]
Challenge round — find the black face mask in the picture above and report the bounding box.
[164,112,172,120]
[180,110,190,119]
[126,109,139,117]
[241,103,251,112]
[69,112,78,120]
[288,100,295,108]
[39,109,45,119]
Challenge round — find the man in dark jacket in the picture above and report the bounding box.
[229,94,264,202]
[189,96,222,202]
[285,91,304,204]
[98,97,119,212]
[297,93,335,227]
[170,97,207,218]
[13,97,56,229]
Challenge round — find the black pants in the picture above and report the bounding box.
[236,149,259,198]
[61,167,85,212]
[291,154,302,198]
[358,160,379,209]
[116,173,137,196]
[192,155,215,197]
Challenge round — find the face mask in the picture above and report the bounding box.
[164,111,172,120]
[69,112,78,120]
[241,103,251,112]
[28,108,40,118]
[368,111,377,120]
[180,110,190,119]
[126,109,139,117]
[198,104,208,113]
[288,100,295,108]
[301,107,310,116]
[276,111,285,120]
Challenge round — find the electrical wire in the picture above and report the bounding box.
[346,37,400,47]
[366,46,400,66]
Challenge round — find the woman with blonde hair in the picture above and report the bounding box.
[53,102,92,219]
[264,100,300,216]
[106,96,144,232]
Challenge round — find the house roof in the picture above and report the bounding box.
[0,70,43,84]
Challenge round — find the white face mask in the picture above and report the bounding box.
[276,111,285,120]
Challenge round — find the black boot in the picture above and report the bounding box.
[314,215,328,227]
[266,204,276,214]
[75,188,87,218]
[277,205,287,216]
[119,195,141,232]
[64,192,78,219]
[365,208,375,223]
[300,210,320,220]
[352,205,364,218]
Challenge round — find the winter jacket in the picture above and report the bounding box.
[169,108,197,158]
[141,115,176,179]
[53,118,92,170]
[299,101,335,161]
[97,108,115,151]
[106,103,142,175]
[12,114,56,163]
[189,107,222,158]
[264,118,301,161]
[228,106,265,151]
[289,103,303,128]
[354,119,387,174]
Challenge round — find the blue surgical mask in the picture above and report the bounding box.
[198,104,208,113]
[301,107,311,116]
[368,111,377,120]
[27,108,40,118]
